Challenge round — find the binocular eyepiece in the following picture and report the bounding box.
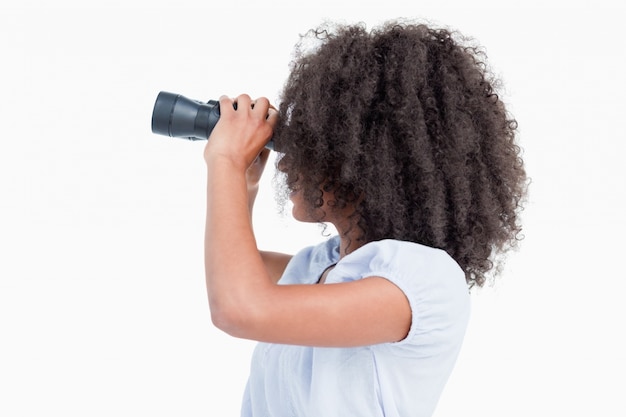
[151,91,274,150]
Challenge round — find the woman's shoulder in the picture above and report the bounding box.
[341,239,463,280]
[331,239,469,317]
[339,239,470,347]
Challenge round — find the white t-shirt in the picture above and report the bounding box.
[241,236,470,417]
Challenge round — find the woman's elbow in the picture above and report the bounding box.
[209,302,261,339]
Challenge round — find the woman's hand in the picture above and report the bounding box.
[203,94,278,170]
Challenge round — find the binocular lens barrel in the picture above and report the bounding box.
[151,91,274,150]
[151,91,220,141]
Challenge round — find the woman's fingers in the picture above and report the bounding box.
[207,94,277,163]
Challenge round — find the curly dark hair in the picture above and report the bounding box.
[273,20,528,288]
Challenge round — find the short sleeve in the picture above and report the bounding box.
[325,239,470,347]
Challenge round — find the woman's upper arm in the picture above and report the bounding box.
[216,276,412,347]
[259,251,293,283]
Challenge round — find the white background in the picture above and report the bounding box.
[1,1,625,416]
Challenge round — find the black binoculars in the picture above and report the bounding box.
[151,91,274,150]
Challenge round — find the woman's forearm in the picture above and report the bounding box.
[204,155,272,333]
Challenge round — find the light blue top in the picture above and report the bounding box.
[241,236,470,417]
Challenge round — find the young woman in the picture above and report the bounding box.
[203,20,527,417]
